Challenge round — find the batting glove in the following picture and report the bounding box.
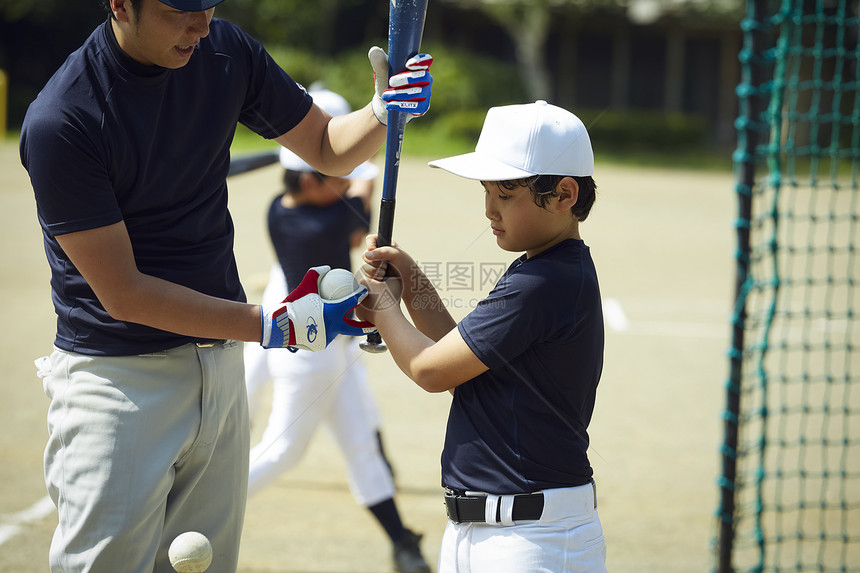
[260,265,378,351]
[369,46,434,125]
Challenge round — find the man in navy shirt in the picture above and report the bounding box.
[358,101,607,572]
[19,0,432,571]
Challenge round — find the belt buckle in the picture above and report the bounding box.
[443,490,461,523]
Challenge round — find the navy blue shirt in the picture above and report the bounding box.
[20,19,312,355]
[445,239,604,494]
[267,194,368,289]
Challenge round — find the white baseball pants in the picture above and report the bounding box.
[437,483,607,573]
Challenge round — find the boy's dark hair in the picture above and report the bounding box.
[102,0,144,21]
[498,175,598,222]
[282,169,325,194]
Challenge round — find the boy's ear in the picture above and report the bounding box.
[555,177,579,212]
[111,0,131,22]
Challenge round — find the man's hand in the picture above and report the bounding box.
[369,46,433,125]
[261,266,377,351]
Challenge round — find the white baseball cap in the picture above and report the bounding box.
[279,89,379,181]
[428,100,594,180]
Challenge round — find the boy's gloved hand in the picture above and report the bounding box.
[369,46,433,125]
[261,266,377,351]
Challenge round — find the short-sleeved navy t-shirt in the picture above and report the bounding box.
[267,195,368,290]
[444,239,604,494]
[20,19,312,355]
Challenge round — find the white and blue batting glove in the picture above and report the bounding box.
[260,265,378,351]
[369,46,433,125]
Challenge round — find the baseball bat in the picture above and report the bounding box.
[227,150,281,177]
[360,0,429,354]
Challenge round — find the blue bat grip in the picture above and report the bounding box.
[377,0,429,238]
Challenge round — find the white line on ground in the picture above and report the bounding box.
[619,320,728,340]
[602,297,729,339]
[603,298,629,332]
[0,496,55,548]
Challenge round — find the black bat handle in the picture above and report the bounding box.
[376,197,396,248]
[359,198,395,353]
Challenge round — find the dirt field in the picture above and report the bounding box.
[0,140,736,572]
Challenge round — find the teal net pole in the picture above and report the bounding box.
[719,1,769,570]
[716,0,860,571]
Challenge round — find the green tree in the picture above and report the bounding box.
[215,0,385,54]
[439,0,742,102]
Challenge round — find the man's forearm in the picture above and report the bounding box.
[109,273,262,342]
[321,105,386,173]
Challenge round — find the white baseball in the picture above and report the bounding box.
[169,531,213,573]
[319,268,359,300]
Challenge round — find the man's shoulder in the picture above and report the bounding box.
[22,43,110,159]
[27,25,109,119]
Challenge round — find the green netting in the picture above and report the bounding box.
[716,1,860,572]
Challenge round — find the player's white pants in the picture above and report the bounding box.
[39,341,248,573]
[437,483,607,573]
[245,265,393,507]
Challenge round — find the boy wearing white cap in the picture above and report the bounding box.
[243,88,430,573]
[358,101,607,572]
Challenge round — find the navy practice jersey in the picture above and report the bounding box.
[20,18,312,355]
[267,195,368,290]
[445,239,604,494]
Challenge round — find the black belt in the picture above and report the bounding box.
[443,491,544,524]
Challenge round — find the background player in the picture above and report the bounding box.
[243,88,430,573]
[18,0,432,570]
[358,101,607,572]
